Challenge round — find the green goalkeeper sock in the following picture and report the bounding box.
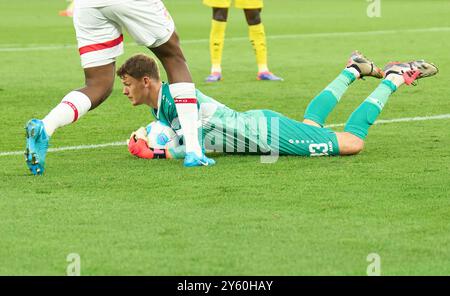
[304,69,356,126]
[344,79,397,140]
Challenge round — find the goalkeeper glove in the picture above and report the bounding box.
[127,127,167,159]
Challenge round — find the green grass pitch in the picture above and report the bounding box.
[0,0,450,275]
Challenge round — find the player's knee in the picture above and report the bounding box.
[244,9,261,25]
[212,8,228,22]
[337,132,365,155]
[349,140,364,155]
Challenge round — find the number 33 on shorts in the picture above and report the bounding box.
[309,143,329,156]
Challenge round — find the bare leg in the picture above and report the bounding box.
[25,62,116,175]
[243,8,262,25]
[243,8,281,80]
[205,7,228,81]
[213,7,228,22]
[149,32,192,84]
[302,119,321,127]
[42,62,116,136]
[301,120,364,155]
[78,62,116,109]
[335,132,365,155]
[149,32,205,159]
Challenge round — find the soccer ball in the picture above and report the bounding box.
[145,121,179,150]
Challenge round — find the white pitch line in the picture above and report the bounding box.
[0,45,78,52]
[325,114,450,128]
[0,141,126,157]
[1,27,450,52]
[1,114,450,157]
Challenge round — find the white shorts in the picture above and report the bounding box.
[73,0,175,68]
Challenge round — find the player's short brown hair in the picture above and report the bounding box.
[116,54,160,80]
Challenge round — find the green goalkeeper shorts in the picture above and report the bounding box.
[261,110,340,156]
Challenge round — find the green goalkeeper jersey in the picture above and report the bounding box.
[151,83,340,157]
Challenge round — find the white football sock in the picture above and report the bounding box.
[385,73,405,88]
[346,66,361,79]
[169,83,202,155]
[258,65,269,73]
[211,65,222,74]
[42,91,92,136]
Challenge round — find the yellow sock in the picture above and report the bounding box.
[209,20,227,73]
[249,23,269,73]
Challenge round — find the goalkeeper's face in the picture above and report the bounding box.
[120,74,151,106]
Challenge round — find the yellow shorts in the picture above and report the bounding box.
[203,0,263,9]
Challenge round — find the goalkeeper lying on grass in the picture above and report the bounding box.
[118,52,438,161]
